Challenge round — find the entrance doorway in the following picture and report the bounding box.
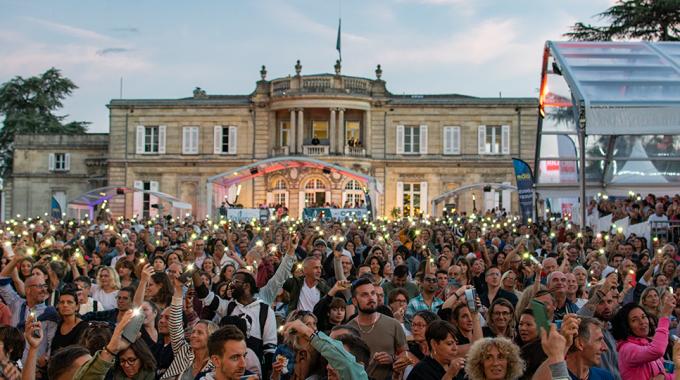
[304,178,327,207]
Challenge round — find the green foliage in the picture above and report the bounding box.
[565,0,680,41]
[0,68,89,176]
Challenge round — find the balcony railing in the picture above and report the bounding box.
[303,145,329,156]
[272,146,289,156]
[271,75,373,97]
[344,146,366,157]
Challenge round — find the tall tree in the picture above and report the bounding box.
[0,68,89,177]
[565,0,680,41]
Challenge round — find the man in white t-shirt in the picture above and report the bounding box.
[283,256,330,311]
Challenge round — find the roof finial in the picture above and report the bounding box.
[295,60,302,76]
[334,59,342,75]
[260,65,267,80]
[375,64,382,80]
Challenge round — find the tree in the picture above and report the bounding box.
[0,68,89,177]
[565,0,680,41]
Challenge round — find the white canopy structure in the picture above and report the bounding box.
[535,41,680,226]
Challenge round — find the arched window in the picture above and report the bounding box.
[343,180,364,208]
[272,179,288,206]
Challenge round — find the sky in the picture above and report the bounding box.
[0,0,615,133]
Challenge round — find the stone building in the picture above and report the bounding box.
[7,134,108,218]
[7,62,538,219]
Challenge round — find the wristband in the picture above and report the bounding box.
[103,345,117,357]
[309,330,319,341]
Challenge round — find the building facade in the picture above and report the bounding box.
[8,134,108,218]
[8,63,538,219]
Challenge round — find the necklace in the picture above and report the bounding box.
[357,313,380,334]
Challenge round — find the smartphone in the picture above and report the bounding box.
[121,309,145,343]
[531,299,550,334]
[464,288,478,313]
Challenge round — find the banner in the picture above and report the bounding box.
[51,197,62,220]
[226,208,272,223]
[512,158,535,224]
[302,208,369,221]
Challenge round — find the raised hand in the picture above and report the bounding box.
[23,315,43,349]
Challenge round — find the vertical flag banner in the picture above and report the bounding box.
[51,196,62,220]
[512,158,535,223]
[336,18,342,62]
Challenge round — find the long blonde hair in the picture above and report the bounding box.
[97,266,121,290]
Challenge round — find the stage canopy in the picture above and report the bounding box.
[206,157,383,216]
[67,186,192,220]
[535,41,680,220]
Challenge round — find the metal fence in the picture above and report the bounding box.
[650,221,680,244]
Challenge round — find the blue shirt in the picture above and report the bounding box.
[568,367,615,380]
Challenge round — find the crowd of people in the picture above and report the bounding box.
[1,193,680,380]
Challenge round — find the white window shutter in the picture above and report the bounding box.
[149,181,159,217]
[501,125,510,155]
[136,126,145,154]
[48,153,55,171]
[420,181,428,215]
[214,126,222,154]
[419,125,428,154]
[64,153,71,171]
[266,192,274,206]
[228,127,237,155]
[443,127,453,155]
[191,127,199,154]
[396,182,404,215]
[298,191,306,218]
[396,125,404,154]
[158,125,166,154]
[452,126,461,155]
[478,125,486,155]
[182,127,190,154]
[133,180,143,217]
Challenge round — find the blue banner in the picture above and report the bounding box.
[512,158,535,224]
[51,197,62,220]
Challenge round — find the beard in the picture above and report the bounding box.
[231,286,244,300]
[358,304,377,314]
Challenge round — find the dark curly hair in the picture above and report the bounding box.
[611,302,653,341]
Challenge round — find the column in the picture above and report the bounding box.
[337,108,345,153]
[329,108,336,154]
[289,109,296,154]
[297,108,304,153]
[364,110,371,156]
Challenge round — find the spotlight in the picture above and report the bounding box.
[322,168,331,174]
[250,168,259,175]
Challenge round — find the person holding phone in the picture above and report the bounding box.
[613,291,676,380]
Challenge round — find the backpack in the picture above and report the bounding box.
[224,300,269,357]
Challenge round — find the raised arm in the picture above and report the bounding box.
[133,264,154,307]
[284,320,369,380]
[169,278,189,355]
[258,240,297,305]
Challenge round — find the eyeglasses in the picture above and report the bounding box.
[394,298,407,304]
[119,357,139,366]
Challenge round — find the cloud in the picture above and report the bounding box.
[262,2,369,44]
[111,27,140,34]
[96,47,132,56]
[22,16,113,42]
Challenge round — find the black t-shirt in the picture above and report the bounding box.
[406,356,464,380]
[52,320,88,353]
